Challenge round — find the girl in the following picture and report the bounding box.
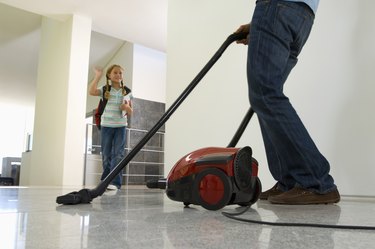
[89,64,133,190]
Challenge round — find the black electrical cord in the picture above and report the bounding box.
[222,206,375,230]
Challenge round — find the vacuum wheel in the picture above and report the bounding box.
[193,168,232,210]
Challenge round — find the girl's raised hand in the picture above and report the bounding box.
[94,66,103,78]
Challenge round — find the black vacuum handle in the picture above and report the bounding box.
[227,107,254,148]
[89,32,249,198]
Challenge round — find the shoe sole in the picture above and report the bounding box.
[269,196,340,205]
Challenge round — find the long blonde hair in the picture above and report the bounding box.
[104,64,127,99]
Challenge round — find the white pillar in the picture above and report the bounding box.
[26,15,92,186]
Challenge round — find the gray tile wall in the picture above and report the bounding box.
[90,97,165,186]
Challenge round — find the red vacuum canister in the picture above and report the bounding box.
[164,146,261,210]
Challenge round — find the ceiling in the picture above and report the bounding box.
[0,0,167,106]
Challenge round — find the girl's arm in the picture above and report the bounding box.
[89,67,103,96]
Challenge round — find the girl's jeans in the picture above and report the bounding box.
[100,126,126,188]
[247,0,336,193]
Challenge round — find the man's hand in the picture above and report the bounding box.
[235,23,250,45]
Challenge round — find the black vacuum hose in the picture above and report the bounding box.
[56,32,249,205]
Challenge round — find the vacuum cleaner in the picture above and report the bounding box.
[56,31,261,209]
[147,107,261,210]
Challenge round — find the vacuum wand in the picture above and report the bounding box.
[227,108,254,148]
[56,32,249,205]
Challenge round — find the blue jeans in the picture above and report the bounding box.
[247,0,336,193]
[100,127,127,188]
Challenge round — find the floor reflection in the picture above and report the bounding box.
[0,186,374,249]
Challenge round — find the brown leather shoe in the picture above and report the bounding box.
[259,183,283,200]
[268,187,340,205]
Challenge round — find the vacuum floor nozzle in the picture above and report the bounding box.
[146,178,167,189]
[56,189,93,205]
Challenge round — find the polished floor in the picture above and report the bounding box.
[0,186,375,249]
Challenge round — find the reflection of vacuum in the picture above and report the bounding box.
[147,107,261,210]
[56,32,259,206]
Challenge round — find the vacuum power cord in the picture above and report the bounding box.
[222,206,375,230]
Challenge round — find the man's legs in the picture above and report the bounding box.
[247,0,337,200]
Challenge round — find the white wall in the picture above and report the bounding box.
[133,44,166,103]
[24,15,91,186]
[166,0,375,196]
